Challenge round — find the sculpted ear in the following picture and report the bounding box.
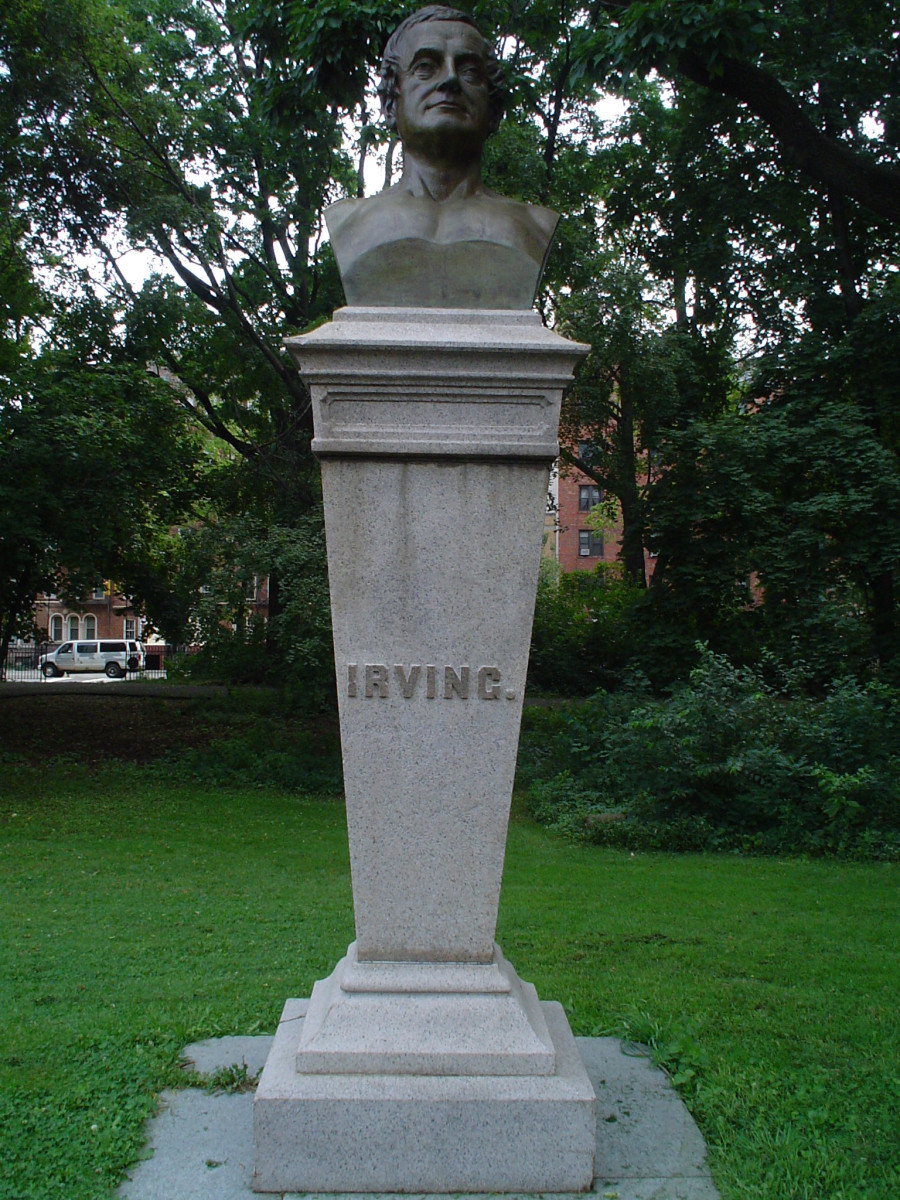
[380,73,399,130]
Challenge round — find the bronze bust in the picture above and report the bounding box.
[326,6,558,309]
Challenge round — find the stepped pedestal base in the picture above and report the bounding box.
[253,995,596,1194]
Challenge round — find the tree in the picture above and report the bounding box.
[552,4,900,680]
[4,0,899,689]
[0,0,412,503]
[0,355,205,668]
[0,0,416,667]
[581,0,900,226]
[555,81,744,590]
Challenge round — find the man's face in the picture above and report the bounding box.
[393,20,492,161]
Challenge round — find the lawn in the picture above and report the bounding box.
[1,694,898,1199]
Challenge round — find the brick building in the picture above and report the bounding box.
[549,458,656,581]
[35,586,147,645]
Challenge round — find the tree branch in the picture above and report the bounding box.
[590,1,900,223]
[676,51,900,224]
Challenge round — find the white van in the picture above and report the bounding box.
[40,640,145,678]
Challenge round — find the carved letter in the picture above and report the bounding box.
[477,666,501,699]
[444,665,470,699]
[394,664,421,699]
[365,664,389,698]
[348,663,358,698]
[426,665,436,699]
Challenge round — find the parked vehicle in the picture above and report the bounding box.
[39,640,145,678]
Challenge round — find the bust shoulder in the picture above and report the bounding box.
[326,192,441,260]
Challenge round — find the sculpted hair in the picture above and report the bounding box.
[377,6,507,133]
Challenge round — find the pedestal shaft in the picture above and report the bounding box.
[324,456,546,961]
[292,308,588,965]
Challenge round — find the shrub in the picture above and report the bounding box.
[519,646,900,858]
[528,561,644,695]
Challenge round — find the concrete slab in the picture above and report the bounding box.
[118,1034,719,1200]
[180,1036,274,1080]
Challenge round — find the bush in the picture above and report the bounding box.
[519,646,900,858]
[528,561,644,694]
[162,703,343,794]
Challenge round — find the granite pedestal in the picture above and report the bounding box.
[253,308,592,1193]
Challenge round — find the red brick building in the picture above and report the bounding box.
[35,587,147,645]
[554,464,618,574]
[550,459,656,581]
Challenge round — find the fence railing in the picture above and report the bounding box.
[1,643,173,683]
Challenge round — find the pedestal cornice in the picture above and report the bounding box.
[285,307,589,461]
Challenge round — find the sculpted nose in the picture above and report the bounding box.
[435,57,463,91]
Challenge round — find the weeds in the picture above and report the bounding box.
[198,1062,256,1094]
[600,1008,708,1100]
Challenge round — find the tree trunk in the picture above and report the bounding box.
[615,384,647,588]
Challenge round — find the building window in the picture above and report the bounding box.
[49,615,63,642]
[578,485,601,511]
[83,615,97,639]
[124,618,136,640]
[67,614,80,640]
[578,530,604,558]
[91,584,106,600]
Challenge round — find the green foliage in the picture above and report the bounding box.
[163,509,334,700]
[265,514,334,694]
[529,560,644,694]
[593,0,776,82]
[259,0,405,112]
[0,352,205,660]
[556,6,900,686]
[519,646,900,857]
[0,0,358,552]
[604,1007,709,1099]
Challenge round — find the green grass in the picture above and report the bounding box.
[1,745,898,1199]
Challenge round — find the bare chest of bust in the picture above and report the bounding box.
[326,192,558,309]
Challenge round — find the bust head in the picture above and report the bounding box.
[377,7,506,162]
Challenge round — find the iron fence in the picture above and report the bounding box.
[1,642,172,683]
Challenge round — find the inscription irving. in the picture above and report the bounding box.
[346,664,517,701]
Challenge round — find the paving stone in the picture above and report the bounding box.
[118,1034,719,1200]
[180,1036,273,1080]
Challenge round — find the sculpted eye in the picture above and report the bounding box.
[411,58,437,78]
[455,56,487,83]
